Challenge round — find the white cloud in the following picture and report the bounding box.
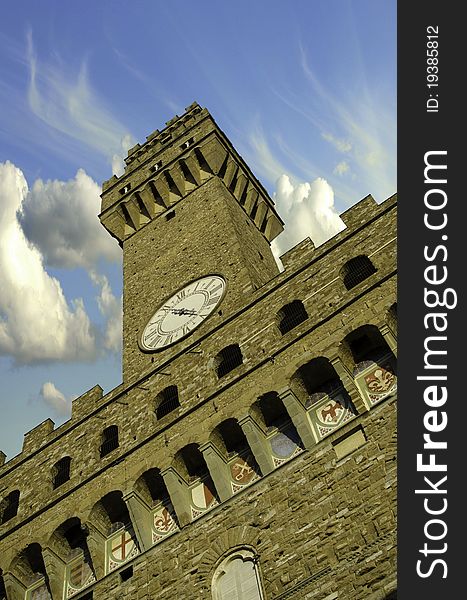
[40,381,71,417]
[0,161,96,364]
[26,30,134,175]
[333,161,350,176]
[271,174,346,259]
[89,271,123,354]
[19,169,121,271]
[322,132,352,153]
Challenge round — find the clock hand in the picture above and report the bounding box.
[171,308,198,316]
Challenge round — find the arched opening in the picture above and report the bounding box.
[100,491,132,532]
[215,344,243,378]
[341,324,397,407]
[210,419,250,458]
[210,419,261,491]
[50,518,95,597]
[155,385,180,419]
[91,491,139,574]
[134,468,179,542]
[173,444,219,517]
[277,300,308,335]
[9,543,51,598]
[100,425,119,458]
[291,357,346,407]
[173,444,210,482]
[250,392,304,467]
[135,468,170,506]
[52,456,71,489]
[341,255,376,290]
[212,549,265,600]
[291,357,355,441]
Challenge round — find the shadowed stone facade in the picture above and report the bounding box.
[0,103,397,600]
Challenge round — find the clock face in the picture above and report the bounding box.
[139,275,226,351]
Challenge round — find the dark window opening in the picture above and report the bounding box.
[278,300,308,334]
[216,344,243,378]
[120,566,133,582]
[156,386,180,419]
[100,425,119,458]
[341,255,376,290]
[53,456,71,489]
[180,137,195,150]
[119,184,131,195]
[165,210,176,221]
[0,490,20,524]
[151,160,163,172]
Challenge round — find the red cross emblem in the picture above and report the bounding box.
[110,530,134,561]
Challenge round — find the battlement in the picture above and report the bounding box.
[71,384,104,421]
[22,418,55,454]
[278,193,396,276]
[99,103,283,245]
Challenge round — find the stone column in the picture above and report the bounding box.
[199,442,232,502]
[85,522,107,580]
[278,388,315,450]
[330,356,367,414]
[122,490,153,552]
[2,572,26,600]
[161,467,191,527]
[238,416,274,476]
[42,547,66,600]
[380,324,398,357]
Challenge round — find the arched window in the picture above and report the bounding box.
[341,255,376,290]
[213,549,264,600]
[156,385,180,419]
[277,300,308,334]
[53,456,71,489]
[100,425,119,458]
[0,490,20,524]
[216,344,243,378]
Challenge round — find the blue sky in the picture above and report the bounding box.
[0,0,396,461]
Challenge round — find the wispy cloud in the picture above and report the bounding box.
[322,132,352,154]
[39,381,71,417]
[333,161,350,176]
[26,30,134,174]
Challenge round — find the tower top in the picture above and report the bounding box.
[99,102,283,245]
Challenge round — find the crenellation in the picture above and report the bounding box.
[71,385,104,421]
[22,419,55,454]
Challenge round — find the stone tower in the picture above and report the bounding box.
[0,104,397,600]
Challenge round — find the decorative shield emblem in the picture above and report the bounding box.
[230,455,256,484]
[269,426,304,466]
[66,557,96,598]
[308,394,355,441]
[110,530,135,561]
[229,454,261,493]
[363,364,397,404]
[316,400,346,426]
[190,478,218,519]
[191,480,216,509]
[69,560,93,588]
[152,504,179,544]
[106,527,139,573]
